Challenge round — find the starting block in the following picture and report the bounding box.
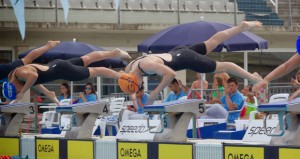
[143,99,206,142]
[0,103,35,136]
[258,98,300,136]
[55,101,110,139]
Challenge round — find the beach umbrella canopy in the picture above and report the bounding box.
[138,21,268,53]
[19,41,126,68]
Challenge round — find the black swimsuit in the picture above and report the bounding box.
[15,58,90,85]
[131,42,217,74]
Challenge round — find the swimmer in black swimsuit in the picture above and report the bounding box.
[124,21,263,104]
[0,41,60,80]
[8,48,131,103]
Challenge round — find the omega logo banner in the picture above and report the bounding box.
[117,120,161,141]
[243,120,278,144]
[118,142,148,159]
[224,146,264,159]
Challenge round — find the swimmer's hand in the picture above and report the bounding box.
[253,79,268,92]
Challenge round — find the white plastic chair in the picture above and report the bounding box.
[268,93,289,120]
[269,93,289,103]
[39,99,72,128]
[60,99,72,106]
[250,94,289,122]
[97,97,125,136]
[39,111,58,128]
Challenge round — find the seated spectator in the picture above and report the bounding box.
[203,77,245,123]
[164,78,189,102]
[58,83,71,101]
[291,70,300,86]
[122,84,152,120]
[241,84,253,96]
[214,73,230,88]
[191,73,208,89]
[240,93,256,119]
[132,84,150,113]
[211,76,225,101]
[79,82,97,103]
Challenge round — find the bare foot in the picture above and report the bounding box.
[47,41,60,48]
[240,21,262,31]
[114,48,131,59]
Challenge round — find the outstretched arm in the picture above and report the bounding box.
[289,89,300,101]
[253,54,300,91]
[14,70,38,103]
[34,84,60,105]
[138,61,176,104]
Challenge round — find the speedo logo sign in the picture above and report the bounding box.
[248,126,276,137]
[119,124,148,134]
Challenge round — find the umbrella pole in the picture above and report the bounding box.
[70,81,74,100]
[97,77,101,100]
[244,51,248,87]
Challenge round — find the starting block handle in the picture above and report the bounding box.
[263,112,285,136]
[147,112,166,133]
[59,113,75,131]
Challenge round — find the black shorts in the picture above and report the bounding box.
[34,58,90,85]
[53,58,90,81]
[166,43,217,73]
[0,59,24,80]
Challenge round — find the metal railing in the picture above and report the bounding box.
[268,86,299,97]
[189,86,300,103]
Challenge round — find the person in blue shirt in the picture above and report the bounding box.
[133,84,150,114]
[57,82,71,101]
[164,78,189,102]
[78,82,97,103]
[204,77,244,122]
[123,84,153,120]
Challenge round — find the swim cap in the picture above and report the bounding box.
[297,35,300,54]
[2,82,17,100]
[118,73,139,95]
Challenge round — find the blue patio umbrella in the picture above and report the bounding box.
[19,41,126,68]
[138,21,268,53]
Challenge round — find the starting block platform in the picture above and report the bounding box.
[258,97,300,145]
[258,98,300,136]
[143,99,206,142]
[0,103,35,136]
[55,101,110,139]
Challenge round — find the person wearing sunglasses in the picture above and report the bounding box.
[78,82,97,103]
